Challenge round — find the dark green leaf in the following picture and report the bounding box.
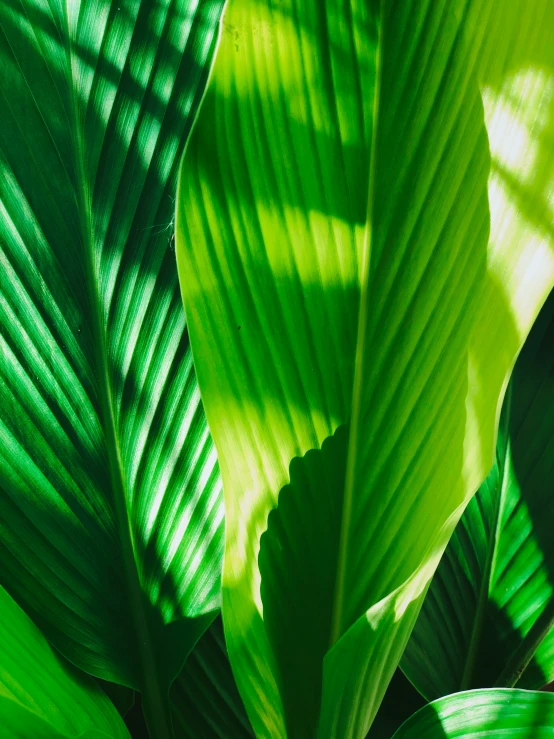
[170,616,254,738]
[0,0,225,734]
[367,670,426,739]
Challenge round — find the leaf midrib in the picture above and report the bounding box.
[329,0,384,647]
[64,7,172,737]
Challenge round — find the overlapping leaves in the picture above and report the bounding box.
[0,0,224,734]
[0,585,130,738]
[2,0,554,736]
[403,289,554,699]
[177,0,554,736]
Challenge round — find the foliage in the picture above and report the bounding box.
[0,0,224,735]
[177,0,554,736]
[1,0,554,737]
[403,288,554,698]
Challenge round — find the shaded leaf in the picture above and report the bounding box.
[170,616,254,738]
[524,629,554,691]
[124,617,254,738]
[367,670,426,739]
[96,680,135,718]
[0,0,225,733]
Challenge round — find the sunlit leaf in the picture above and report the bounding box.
[391,689,554,738]
[170,617,254,738]
[177,0,554,736]
[403,288,554,698]
[0,0,224,733]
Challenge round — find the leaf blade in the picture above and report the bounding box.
[391,689,554,738]
[0,586,130,739]
[403,288,554,697]
[177,0,554,735]
[170,617,254,738]
[0,0,225,730]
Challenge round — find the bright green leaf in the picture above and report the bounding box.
[0,585,130,739]
[391,689,554,738]
[177,0,554,736]
[403,288,554,698]
[0,0,224,734]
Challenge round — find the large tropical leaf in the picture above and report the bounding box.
[391,689,554,738]
[176,0,554,736]
[0,0,225,733]
[403,288,554,699]
[0,584,130,738]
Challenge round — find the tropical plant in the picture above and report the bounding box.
[176,0,554,736]
[0,0,225,735]
[402,287,554,699]
[1,0,554,737]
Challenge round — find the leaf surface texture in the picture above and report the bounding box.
[177,0,554,736]
[404,288,554,697]
[0,0,225,731]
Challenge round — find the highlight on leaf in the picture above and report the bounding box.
[0,0,225,735]
[176,0,554,736]
[1,0,554,737]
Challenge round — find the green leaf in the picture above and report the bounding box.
[523,628,554,691]
[0,0,224,734]
[170,616,254,738]
[177,0,554,736]
[391,689,554,738]
[403,288,554,699]
[0,585,130,738]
